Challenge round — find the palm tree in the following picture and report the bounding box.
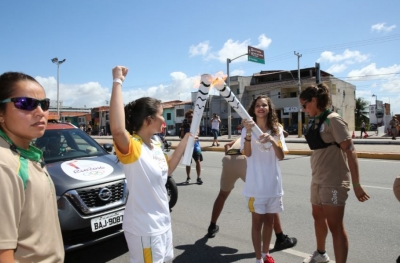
[355,97,370,130]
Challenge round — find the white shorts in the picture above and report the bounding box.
[124,228,173,263]
[246,196,283,214]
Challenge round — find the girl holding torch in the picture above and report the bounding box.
[241,95,287,263]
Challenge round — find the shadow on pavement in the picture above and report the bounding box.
[65,235,128,263]
[174,235,254,263]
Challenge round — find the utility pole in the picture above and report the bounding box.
[294,51,302,138]
[51,57,66,120]
[227,53,247,139]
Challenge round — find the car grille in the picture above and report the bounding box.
[65,179,127,215]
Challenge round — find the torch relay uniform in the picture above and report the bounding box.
[0,132,64,263]
[115,133,173,263]
[240,126,288,211]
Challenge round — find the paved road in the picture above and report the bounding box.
[65,150,400,263]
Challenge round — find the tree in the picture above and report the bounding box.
[355,97,369,130]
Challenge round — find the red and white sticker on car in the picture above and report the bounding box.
[61,160,114,181]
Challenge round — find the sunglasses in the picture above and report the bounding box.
[0,97,50,111]
[301,101,310,109]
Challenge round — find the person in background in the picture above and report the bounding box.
[210,113,221,146]
[300,83,369,263]
[389,116,399,140]
[241,95,288,263]
[207,137,297,253]
[360,120,366,138]
[110,65,192,263]
[180,109,203,184]
[0,71,64,262]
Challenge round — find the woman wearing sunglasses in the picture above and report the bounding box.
[0,72,64,262]
[300,84,369,263]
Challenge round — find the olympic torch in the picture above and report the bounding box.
[212,78,271,149]
[181,74,212,165]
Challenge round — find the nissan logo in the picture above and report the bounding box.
[98,188,112,201]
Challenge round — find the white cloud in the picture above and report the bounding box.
[371,23,397,33]
[326,64,347,74]
[36,72,202,108]
[36,76,109,108]
[347,63,400,80]
[350,63,400,114]
[231,69,245,76]
[189,41,211,57]
[318,49,369,64]
[255,34,272,49]
[191,34,272,64]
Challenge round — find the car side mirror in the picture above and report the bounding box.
[103,143,113,153]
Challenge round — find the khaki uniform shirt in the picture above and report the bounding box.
[0,137,64,263]
[310,112,351,187]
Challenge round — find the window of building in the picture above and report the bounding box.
[176,109,184,117]
[167,113,171,120]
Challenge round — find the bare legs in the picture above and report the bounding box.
[210,189,231,224]
[251,213,274,259]
[311,204,348,263]
[185,160,201,180]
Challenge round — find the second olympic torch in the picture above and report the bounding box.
[213,79,271,149]
[181,74,212,166]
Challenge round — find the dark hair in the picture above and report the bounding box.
[185,109,194,118]
[0,72,41,112]
[247,95,279,136]
[300,83,331,111]
[124,97,162,134]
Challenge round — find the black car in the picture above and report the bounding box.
[33,122,127,251]
[287,124,298,135]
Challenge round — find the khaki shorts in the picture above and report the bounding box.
[394,175,400,202]
[310,183,349,206]
[220,155,246,192]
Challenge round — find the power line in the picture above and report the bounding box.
[127,34,400,90]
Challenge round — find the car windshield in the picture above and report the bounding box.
[33,128,108,164]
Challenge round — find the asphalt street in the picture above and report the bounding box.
[65,146,400,263]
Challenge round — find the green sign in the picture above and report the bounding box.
[248,56,265,64]
[248,46,265,64]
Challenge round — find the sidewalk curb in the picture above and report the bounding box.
[169,146,400,160]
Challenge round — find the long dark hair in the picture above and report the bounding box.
[300,83,331,111]
[247,95,279,136]
[0,72,41,113]
[124,97,161,134]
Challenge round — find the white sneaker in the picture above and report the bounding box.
[303,250,330,263]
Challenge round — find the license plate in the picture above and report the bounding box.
[90,210,124,232]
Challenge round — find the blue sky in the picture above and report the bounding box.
[1,1,400,114]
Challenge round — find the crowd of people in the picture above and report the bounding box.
[0,66,398,263]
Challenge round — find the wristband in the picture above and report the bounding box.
[113,78,123,85]
[245,138,251,142]
[352,183,361,187]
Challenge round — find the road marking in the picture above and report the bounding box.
[363,185,392,190]
[269,244,336,262]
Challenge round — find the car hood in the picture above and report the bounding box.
[45,154,125,195]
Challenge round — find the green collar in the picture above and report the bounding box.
[0,129,43,162]
[315,109,331,119]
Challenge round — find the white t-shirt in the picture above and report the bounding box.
[115,134,170,236]
[241,126,287,198]
[211,118,220,130]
